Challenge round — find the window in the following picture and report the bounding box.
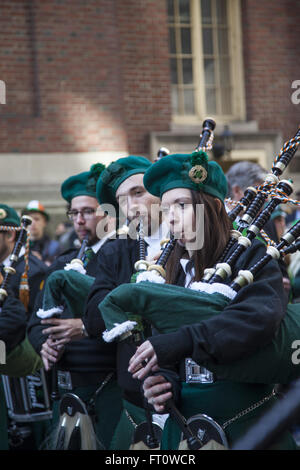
[168,0,245,124]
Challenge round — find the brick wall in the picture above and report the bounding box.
[242,0,300,142]
[116,0,171,156]
[0,0,171,156]
[0,0,298,157]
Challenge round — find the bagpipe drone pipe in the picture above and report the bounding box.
[0,214,43,378]
[0,215,32,308]
[0,215,52,448]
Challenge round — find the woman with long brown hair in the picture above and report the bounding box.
[126,151,296,449]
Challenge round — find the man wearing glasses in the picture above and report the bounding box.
[27,163,122,450]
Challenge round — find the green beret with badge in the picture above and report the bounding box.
[143,151,228,202]
[0,204,20,227]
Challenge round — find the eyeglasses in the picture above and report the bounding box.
[66,208,96,221]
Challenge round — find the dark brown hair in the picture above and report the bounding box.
[165,190,232,284]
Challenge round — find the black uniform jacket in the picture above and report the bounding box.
[0,291,27,354]
[83,238,145,405]
[149,239,288,368]
[27,247,116,377]
[0,253,46,354]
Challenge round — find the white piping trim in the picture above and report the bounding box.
[102,320,137,343]
[136,271,166,284]
[189,281,237,300]
[36,306,64,319]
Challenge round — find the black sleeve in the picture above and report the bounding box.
[26,257,48,317]
[26,255,71,354]
[147,327,181,408]
[83,241,135,337]
[26,289,47,354]
[149,240,287,367]
[152,368,182,408]
[0,292,27,353]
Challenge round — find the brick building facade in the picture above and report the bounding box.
[0,0,299,221]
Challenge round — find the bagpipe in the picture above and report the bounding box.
[34,215,168,450]
[34,121,300,449]
[0,214,44,379]
[35,236,94,322]
[99,123,300,346]
[96,123,300,449]
[36,236,109,450]
[0,215,52,448]
[0,214,32,309]
[33,118,216,332]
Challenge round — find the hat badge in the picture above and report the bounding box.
[189,165,208,184]
[0,208,7,220]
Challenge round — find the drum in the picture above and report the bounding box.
[2,368,52,422]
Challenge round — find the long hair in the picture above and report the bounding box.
[165,190,232,284]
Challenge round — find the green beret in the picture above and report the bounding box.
[0,204,20,227]
[61,163,106,203]
[96,156,152,208]
[143,151,228,202]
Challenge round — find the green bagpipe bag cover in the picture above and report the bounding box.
[101,281,231,338]
[0,336,43,377]
[36,269,95,320]
[99,281,300,385]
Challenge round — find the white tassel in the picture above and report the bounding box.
[102,320,137,343]
[36,306,64,319]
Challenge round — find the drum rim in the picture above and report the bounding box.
[183,413,229,448]
[132,421,163,445]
